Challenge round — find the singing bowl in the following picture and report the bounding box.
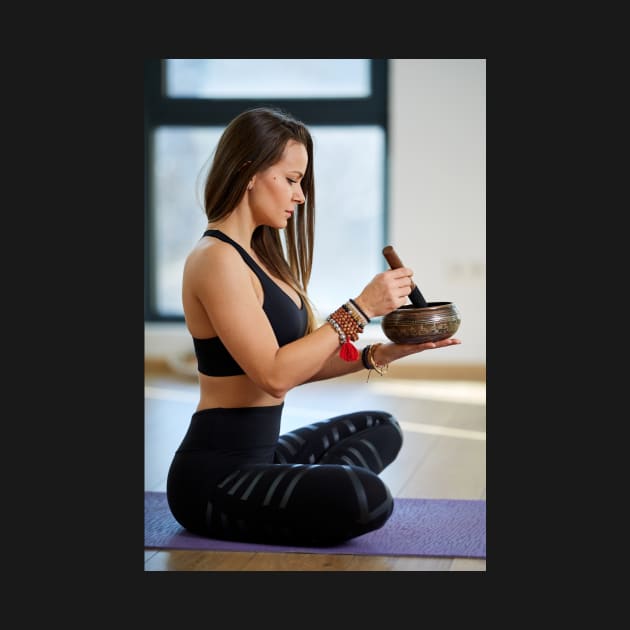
[381,301,461,344]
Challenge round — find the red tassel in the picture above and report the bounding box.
[339,339,359,362]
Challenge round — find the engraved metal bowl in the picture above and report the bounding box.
[381,302,461,344]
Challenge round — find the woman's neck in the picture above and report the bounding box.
[207,215,257,253]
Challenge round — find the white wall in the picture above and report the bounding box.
[146,59,485,366]
[388,59,486,364]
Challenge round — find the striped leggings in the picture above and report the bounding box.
[166,403,403,546]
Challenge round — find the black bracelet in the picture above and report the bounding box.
[361,345,372,370]
[349,298,371,323]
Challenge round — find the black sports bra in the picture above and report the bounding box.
[192,229,308,376]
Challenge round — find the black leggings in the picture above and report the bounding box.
[166,404,403,546]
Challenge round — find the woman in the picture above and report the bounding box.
[166,107,460,546]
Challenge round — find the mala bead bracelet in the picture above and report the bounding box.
[327,299,371,361]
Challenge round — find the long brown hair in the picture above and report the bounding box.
[203,107,317,332]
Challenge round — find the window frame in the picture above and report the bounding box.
[144,58,389,322]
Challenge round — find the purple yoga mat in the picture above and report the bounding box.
[145,491,486,558]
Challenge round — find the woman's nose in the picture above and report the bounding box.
[293,185,305,205]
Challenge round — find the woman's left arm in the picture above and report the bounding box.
[304,338,461,383]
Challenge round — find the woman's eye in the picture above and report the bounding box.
[287,178,297,184]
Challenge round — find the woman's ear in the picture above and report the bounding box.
[247,174,256,191]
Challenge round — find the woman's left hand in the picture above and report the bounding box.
[375,338,461,365]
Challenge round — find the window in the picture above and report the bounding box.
[166,59,371,98]
[144,59,388,321]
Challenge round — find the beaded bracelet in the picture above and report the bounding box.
[349,298,371,324]
[326,314,345,338]
[343,301,368,329]
[327,300,368,361]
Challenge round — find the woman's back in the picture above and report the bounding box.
[182,229,306,411]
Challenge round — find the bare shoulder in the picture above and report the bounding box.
[185,238,248,284]
[186,237,239,268]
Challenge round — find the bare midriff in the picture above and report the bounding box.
[196,372,284,411]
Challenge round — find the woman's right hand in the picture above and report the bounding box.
[352,268,415,318]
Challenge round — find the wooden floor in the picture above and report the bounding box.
[144,365,486,571]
